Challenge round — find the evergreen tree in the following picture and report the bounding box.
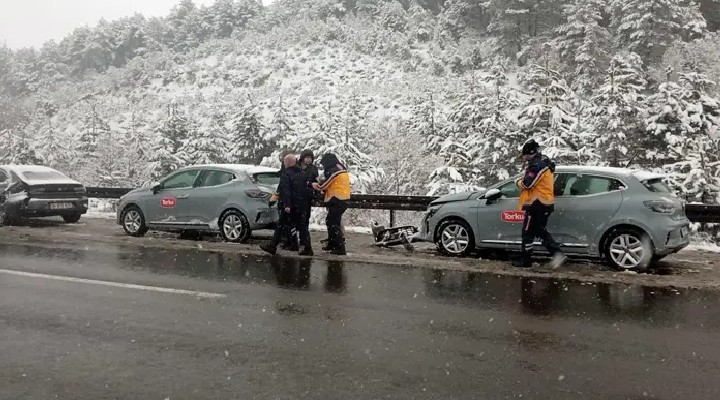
[666,70,720,201]
[228,104,275,165]
[612,0,706,64]
[589,53,648,166]
[554,0,612,96]
[518,54,580,163]
[2,129,42,165]
[646,67,689,165]
[146,107,193,181]
[77,104,110,158]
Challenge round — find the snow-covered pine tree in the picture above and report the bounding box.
[612,0,706,64]
[182,122,229,165]
[665,69,720,202]
[518,53,579,164]
[476,66,526,180]
[589,53,649,166]
[554,0,611,96]
[146,105,192,180]
[77,103,110,159]
[227,103,276,165]
[2,129,42,165]
[645,66,690,166]
[120,104,150,186]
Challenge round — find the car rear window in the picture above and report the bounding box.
[253,172,280,186]
[20,170,68,181]
[642,178,673,194]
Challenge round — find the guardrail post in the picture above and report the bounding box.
[390,210,396,227]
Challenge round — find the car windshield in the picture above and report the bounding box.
[642,178,673,194]
[253,171,280,186]
[20,170,68,181]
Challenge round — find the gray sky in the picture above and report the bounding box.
[0,0,274,49]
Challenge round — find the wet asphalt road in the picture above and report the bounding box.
[1,242,720,400]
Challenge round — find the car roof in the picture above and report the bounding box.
[0,165,59,173]
[178,164,278,175]
[556,165,666,181]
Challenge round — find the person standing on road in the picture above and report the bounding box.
[313,153,351,255]
[270,151,298,250]
[262,154,314,256]
[513,139,566,269]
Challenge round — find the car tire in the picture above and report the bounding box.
[219,210,251,243]
[603,228,654,271]
[121,206,148,237]
[62,214,82,223]
[435,219,475,257]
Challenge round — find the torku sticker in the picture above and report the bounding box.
[161,197,176,208]
[501,210,524,223]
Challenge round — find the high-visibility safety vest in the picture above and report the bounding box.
[317,170,351,202]
[517,166,555,209]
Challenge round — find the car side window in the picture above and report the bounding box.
[0,169,8,183]
[498,180,520,198]
[162,170,200,190]
[561,175,624,197]
[198,170,235,188]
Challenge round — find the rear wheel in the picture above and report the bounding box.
[220,210,251,243]
[62,214,82,223]
[435,219,475,257]
[121,206,148,237]
[603,228,654,271]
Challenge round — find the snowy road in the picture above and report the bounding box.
[1,241,720,399]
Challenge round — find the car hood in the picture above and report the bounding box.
[431,190,484,205]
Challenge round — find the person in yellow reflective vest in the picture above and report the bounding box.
[313,153,351,255]
[513,139,566,269]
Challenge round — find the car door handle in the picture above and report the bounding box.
[177,194,189,199]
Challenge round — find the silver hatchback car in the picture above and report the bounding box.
[117,164,279,242]
[419,166,691,270]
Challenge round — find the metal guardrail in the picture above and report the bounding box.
[87,187,720,224]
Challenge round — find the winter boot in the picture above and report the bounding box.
[330,244,346,256]
[299,247,314,256]
[549,252,567,269]
[260,244,277,255]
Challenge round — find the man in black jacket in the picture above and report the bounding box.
[261,154,314,256]
[270,151,298,250]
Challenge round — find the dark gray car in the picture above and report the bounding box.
[117,164,280,242]
[0,165,88,225]
[419,166,691,270]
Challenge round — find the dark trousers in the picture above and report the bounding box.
[272,210,294,248]
[521,202,562,266]
[326,198,348,248]
[294,204,312,249]
[273,204,312,249]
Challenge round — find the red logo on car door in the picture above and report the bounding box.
[501,210,525,223]
[161,197,176,208]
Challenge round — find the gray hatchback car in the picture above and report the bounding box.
[419,166,691,270]
[117,164,279,242]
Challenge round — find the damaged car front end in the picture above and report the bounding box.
[0,165,88,225]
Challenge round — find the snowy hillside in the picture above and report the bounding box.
[1,0,720,206]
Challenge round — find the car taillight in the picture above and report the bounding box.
[643,200,676,214]
[245,189,271,199]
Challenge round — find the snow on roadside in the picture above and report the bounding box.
[684,243,720,253]
[309,223,372,235]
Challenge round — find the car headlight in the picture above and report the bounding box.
[643,200,676,214]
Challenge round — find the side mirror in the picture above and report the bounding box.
[151,183,161,194]
[483,188,502,203]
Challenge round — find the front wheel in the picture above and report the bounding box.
[62,214,82,223]
[435,219,475,257]
[220,210,251,243]
[121,206,148,237]
[604,228,654,271]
